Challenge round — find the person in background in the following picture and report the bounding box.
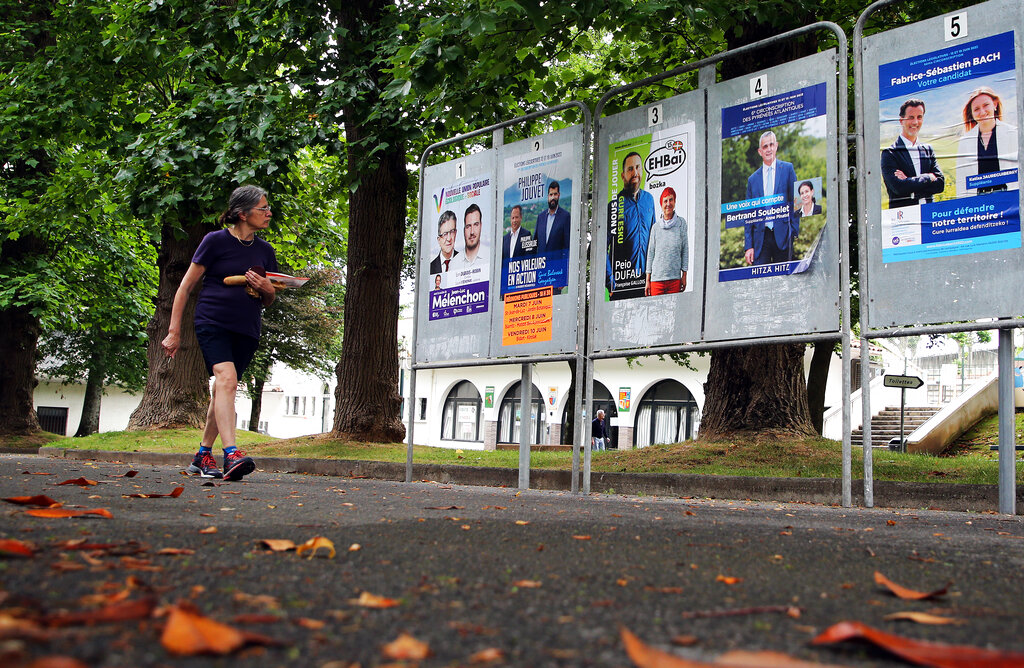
[162,185,276,481]
[592,409,609,451]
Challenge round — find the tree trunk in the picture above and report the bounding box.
[700,343,816,440]
[697,19,821,442]
[74,351,104,437]
[806,342,833,435]
[248,377,265,433]
[127,214,214,430]
[0,302,41,436]
[331,138,408,442]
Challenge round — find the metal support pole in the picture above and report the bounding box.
[518,363,533,490]
[583,357,594,494]
[405,368,416,483]
[861,335,874,507]
[899,388,906,453]
[998,327,1016,515]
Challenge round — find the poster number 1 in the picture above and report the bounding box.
[750,75,767,99]
[944,12,967,41]
[647,104,663,127]
[455,161,466,179]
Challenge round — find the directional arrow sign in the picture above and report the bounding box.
[883,374,924,389]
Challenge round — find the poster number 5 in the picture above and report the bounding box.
[647,104,662,127]
[750,75,767,99]
[944,12,967,41]
[455,161,466,179]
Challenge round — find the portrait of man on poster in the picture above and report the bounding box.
[881,98,945,209]
[744,130,798,265]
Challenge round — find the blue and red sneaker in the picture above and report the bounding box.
[223,449,255,481]
[186,451,223,479]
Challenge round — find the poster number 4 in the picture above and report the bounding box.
[750,75,767,100]
[648,104,663,127]
[455,161,466,179]
[944,12,967,41]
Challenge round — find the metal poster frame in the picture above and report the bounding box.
[855,0,1022,513]
[588,23,852,503]
[409,103,592,491]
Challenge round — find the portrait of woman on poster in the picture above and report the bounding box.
[644,187,688,296]
[956,86,1019,197]
[796,180,822,217]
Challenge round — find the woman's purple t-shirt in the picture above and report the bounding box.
[192,229,278,339]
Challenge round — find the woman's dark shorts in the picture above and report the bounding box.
[194,324,260,378]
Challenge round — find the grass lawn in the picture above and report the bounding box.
[9,422,1021,486]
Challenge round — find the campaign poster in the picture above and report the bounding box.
[878,31,1019,263]
[719,83,829,281]
[426,174,493,321]
[499,143,575,296]
[606,123,696,300]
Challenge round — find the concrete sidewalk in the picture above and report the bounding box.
[38,446,1023,514]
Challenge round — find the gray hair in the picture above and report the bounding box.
[437,210,457,235]
[219,185,267,226]
[758,130,777,147]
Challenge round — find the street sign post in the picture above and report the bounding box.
[883,374,923,452]
[883,375,923,389]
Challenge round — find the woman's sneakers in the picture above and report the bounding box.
[223,449,255,481]
[187,450,223,479]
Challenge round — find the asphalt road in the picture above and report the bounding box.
[2,453,1023,667]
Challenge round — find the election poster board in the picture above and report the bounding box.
[718,83,829,282]
[415,150,496,363]
[491,126,585,357]
[705,51,841,341]
[863,0,1024,327]
[592,89,705,353]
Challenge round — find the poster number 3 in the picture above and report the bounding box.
[647,104,662,127]
[945,12,967,41]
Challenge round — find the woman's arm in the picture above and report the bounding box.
[161,263,206,358]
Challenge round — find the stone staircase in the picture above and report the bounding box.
[851,406,942,449]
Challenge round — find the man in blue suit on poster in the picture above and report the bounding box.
[534,180,571,254]
[744,130,799,265]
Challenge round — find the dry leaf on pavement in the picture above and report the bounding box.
[882,611,966,625]
[382,632,431,660]
[58,478,98,487]
[469,647,505,663]
[812,620,1024,666]
[0,538,37,557]
[352,592,400,608]
[45,597,156,628]
[621,626,840,667]
[716,575,742,585]
[4,495,60,507]
[258,539,296,552]
[26,508,112,519]
[874,571,949,600]
[124,487,184,499]
[295,536,335,559]
[512,580,542,588]
[161,602,245,656]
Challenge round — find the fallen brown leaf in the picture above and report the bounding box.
[469,647,505,663]
[161,602,246,656]
[199,526,218,534]
[119,470,139,477]
[23,656,89,668]
[874,571,949,600]
[672,635,699,647]
[645,586,685,594]
[573,535,592,540]
[882,611,965,625]
[45,597,155,628]
[258,539,296,552]
[58,478,98,487]
[382,632,431,660]
[124,486,185,499]
[157,548,196,556]
[812,620,1024,666]
[353,592,401,608]
[295,536,335,559]
[4,495,60,507]
[0,611,51,641]
[424,505,464,510]
[295,617,325,630]
[512,579,542,588]
[716,575,742,585]
[515,520,530,525]
[622,627,839,667]
[0,538,37,557]
[26,508,112,519]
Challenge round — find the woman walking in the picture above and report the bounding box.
[161,185,277,480]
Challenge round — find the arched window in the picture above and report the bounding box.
[634,380,700,448]
[560,382,619,449]
[497,382,546,444]
[441,381,482,442]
